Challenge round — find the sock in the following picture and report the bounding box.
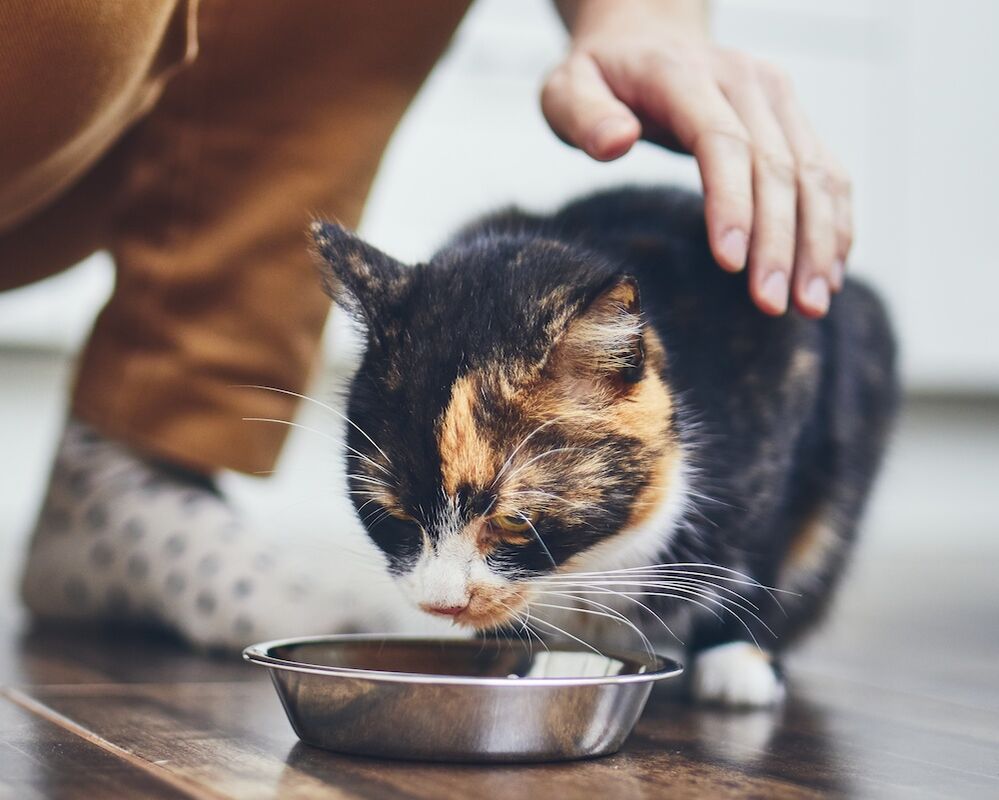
[19,418,396,649]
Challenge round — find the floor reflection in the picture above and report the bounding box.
[635,690,851,795]
[281,739,656,799]
[276,687,849,798]
[8,620,253,686]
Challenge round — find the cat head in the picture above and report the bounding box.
[313,221,685,631]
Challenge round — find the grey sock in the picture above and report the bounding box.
[20,418,392,649]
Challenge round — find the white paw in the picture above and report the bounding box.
[691,642,785,708]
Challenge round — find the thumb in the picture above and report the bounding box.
[541,53,641,161]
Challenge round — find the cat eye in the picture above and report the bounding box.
[493,513,533,533]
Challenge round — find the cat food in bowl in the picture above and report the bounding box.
[243,634,682,762]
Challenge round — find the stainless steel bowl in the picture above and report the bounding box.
[243,634,682,763]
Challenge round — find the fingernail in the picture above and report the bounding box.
[590,117,634,156]
[831,259,845,289]
[805,276,830,313]
[761,271,789,313]
[719,228,748,271]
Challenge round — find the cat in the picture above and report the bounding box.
[312,186,899,707]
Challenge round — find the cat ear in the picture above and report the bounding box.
[554,276,646,385]
[311,220,407,324]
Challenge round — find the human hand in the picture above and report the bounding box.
[543,0,851,317]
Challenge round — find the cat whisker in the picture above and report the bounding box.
[242,416,393,479]
[530,601,654,659]
[538,575,768,614]
[344,452,393,477]
[519,606,550,653]
[547,561,796,605]
[361,506,395,528]
[522,612,605,657]
[354,498,380,516]
[685,489,740,510]
[547,561,761,579]
[494,599,537,657]
[560,580,772,647]
[538,574,761,609]
[533,585,682,645]
[345,474,392,490]
[531,594,655,658]
[504,489,595,514]
[234,385,395,471]
[510,611,550,660]
[536,580,776,641]
[493,600,528,655]
[242,416,341,445]
[500,446,594,484]
[540,572,787,608]
[524,517,557,570]
[491,417,565,487]
[654,576,760,609]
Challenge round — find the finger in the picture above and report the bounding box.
[721,65,797,315]
[541,53,642,161]
[763,70,838,316]
[642,61,754,273]
[824,148,853,292]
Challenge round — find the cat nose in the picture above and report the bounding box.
[420,602,469,617]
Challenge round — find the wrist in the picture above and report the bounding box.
[556,0,709,43]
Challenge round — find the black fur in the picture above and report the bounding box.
[317,186,899,654]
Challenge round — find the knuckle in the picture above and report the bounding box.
[700,122,752,152]
[719,48,757,79]
[755,149,796,186]
[759,62,793,99]
[643,46,711,81]
[797,160,838,194]
[640,50,675,76]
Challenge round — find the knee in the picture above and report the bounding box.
[0,0,194,229]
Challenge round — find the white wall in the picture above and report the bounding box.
[1,0,996,392]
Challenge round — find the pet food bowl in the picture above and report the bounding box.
[243,634,682,762]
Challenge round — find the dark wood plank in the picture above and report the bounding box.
[0,693,193,800]
[5,684,362,800]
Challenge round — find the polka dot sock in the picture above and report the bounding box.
[19,418,388,650]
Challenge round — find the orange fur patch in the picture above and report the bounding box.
[784,512,840,574]
[438,374,497,495]
[434,300,679,582]
[454,581,527,628]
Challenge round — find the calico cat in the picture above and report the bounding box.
[312,187,898,707]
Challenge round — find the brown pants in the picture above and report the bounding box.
[0,0,468,473]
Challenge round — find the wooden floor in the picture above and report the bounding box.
[1,362,996,799]
[1,550,996,800]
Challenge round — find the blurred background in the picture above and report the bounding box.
[2,0,997,614]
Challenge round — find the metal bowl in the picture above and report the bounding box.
[243,634,682,763]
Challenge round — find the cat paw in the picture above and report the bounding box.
[691,642,785,708]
